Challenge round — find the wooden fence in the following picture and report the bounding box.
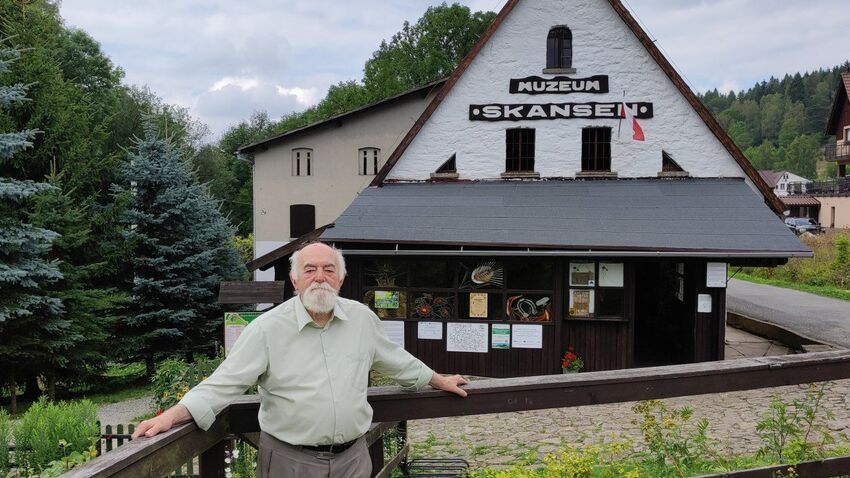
[64,350,850,478]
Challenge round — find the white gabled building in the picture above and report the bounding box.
[239,0,809,376]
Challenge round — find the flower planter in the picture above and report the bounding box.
[562,368,579,374]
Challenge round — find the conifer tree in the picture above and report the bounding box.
[0,44,63,411]
[116,124,245,375]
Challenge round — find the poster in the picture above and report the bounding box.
[697,294,712,313]
[569,289,594,316]
[491,324,510,349]
[374,291,400,309]
[417,321,443,340]
[381,320,406,348]
[511,324,543,349]
[599,263,624,287]
[706,262,727,288]
[469,292,488,318]
[569,262,595,286]
[224,312,262,354]
[446,322,488,353]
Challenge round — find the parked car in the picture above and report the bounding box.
[784,217,823,235]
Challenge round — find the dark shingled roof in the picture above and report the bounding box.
[321,179,810,257]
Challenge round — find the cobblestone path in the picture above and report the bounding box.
[408,379,850,470]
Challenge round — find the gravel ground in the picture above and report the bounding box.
[97,396,152,429]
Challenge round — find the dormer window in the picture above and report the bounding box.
[359,147,380,175]
[292,148,312,176]
[546,27,573,72]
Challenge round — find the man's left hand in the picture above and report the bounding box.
[429,373,469,397]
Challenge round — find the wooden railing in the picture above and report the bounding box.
[65,350,850,478]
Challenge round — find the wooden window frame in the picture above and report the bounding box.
[359,147,381,175]
[360,258,555,325]
[292,148,313,176]
[505,128,536,173]
[581,127,612,172]
[546,27,573,69]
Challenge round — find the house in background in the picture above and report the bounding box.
[817,70,850,228]
[236,81,444,285]
[758,170,819,219]
[236,0,809,377]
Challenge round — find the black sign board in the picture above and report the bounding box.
[469,102,653,121]
[509,75,609,94]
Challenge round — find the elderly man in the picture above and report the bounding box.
[132,242,467,477]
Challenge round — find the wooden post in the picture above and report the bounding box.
[199,440,227,478]
[397,421,410,475]
[368,433,384,478]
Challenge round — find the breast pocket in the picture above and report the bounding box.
[343,351,370,391]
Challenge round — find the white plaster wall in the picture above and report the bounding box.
[253,91,435,244]
[254,240,286,310]
[388,0,746,181]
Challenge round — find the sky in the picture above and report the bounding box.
[58,0,850,141]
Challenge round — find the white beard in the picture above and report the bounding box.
[300,282,338,314]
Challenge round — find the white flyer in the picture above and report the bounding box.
[511,324,543,349]
[446,322,488,353]
[381,320,406,348]
[697,294,712,313]
[706,262,727,288]
[417,321,443,340]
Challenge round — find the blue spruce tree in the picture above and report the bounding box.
[0,44,64,411]
[116,123,245,375]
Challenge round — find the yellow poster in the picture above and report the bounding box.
[469,292,488,318]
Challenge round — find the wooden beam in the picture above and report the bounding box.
[696,455,850,478]
[63,416,228,478]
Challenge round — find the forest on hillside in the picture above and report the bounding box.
[700,67,846,180]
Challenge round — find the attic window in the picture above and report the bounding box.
[662,151,684,172]
[359,147,380,175]
[437,154,456,173]
[506,128,535,173]
[292,148,312,176]
[546,27,573,71]
[431,154,459,179]
[658,150,689,177]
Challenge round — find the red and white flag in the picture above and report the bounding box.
[621,102,645,141]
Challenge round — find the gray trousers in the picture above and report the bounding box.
[257,432,371,478]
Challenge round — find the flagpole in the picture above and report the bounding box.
[617,90,625,139]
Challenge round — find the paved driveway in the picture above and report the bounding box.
[727,278,850,348]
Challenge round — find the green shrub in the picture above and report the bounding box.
[152,356,223,413]
[12,397,99,472]
[0,408,10,477]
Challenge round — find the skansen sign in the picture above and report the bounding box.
[509,75,609,94]
[469,102,653,121]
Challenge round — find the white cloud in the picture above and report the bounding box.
[210,77,260,92]
[275,86,319,107]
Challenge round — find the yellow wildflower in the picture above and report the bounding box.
[176,392,183,400]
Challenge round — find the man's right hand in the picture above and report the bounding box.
[132,404,192,439]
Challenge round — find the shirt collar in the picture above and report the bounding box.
[294,295,350,331]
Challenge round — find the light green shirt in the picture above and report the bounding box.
[180,295,433,445]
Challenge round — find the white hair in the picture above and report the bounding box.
[289,242,346,281]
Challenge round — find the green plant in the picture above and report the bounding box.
[12,397,100,472]
[151,356,223,414]
[561,346,584,372]
[756,384,835,464]
[0,408,10,477]
[631,400,719,477]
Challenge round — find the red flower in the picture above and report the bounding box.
[156,409,164,416]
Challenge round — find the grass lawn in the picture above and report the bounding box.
[734,271,850,301]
